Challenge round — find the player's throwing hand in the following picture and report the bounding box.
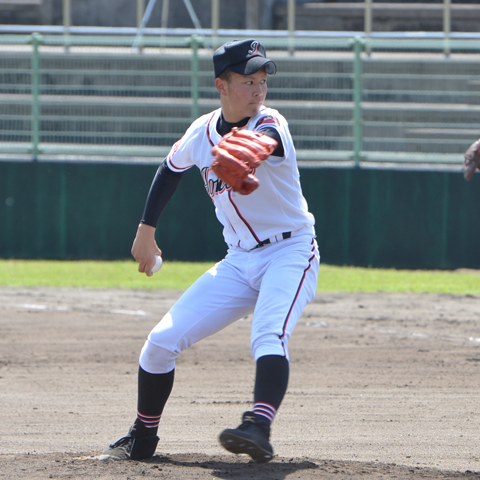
[131,223,162,277]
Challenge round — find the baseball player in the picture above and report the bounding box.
[463,138,480,180]
[99,38,320,464]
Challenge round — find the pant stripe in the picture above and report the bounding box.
[280,240,317,341]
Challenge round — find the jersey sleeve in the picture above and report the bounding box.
[165,117,205,172]
[165,135,194,172]
[254,113,288,161]
[260,127,284,158]
[254,114,280,132]
[253,108,296,167]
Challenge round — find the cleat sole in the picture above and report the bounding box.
[219,430,273,464]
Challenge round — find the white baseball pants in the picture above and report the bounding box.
[139,234,320,374]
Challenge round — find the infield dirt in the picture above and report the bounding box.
[1,287,479,479]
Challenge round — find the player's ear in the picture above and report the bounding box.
[215,77,227,96]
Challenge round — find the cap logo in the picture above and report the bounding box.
[248,41,259,56]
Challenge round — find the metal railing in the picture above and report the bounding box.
[1,33,479,166]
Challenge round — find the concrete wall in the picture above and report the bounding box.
[4,1,480,32]
[273,2,480,32]
[0,0,253,29]
[0,0,60,25]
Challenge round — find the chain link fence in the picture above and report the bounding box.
[1,34,479,166]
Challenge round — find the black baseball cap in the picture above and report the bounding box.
[213,39,277,78]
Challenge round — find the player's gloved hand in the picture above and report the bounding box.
[463,138,480,181]
[131,223,162,277]
[211,127,278,195]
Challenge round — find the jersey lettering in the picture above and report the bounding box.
[201,166,228,199]
[201,165,256,200]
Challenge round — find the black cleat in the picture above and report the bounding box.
[219,411,274,464]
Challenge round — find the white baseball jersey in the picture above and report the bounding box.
[165,106,315,250]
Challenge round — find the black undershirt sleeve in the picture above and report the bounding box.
[260,127,285,158]
[140,161,185,228]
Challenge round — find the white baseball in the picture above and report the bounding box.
[151,254,163,273]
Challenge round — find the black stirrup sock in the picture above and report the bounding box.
[132,366,175,437]
[253,354,289,424]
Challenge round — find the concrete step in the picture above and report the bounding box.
[1,50,479,156]
[2,52,480,105]
[1,102,475,154]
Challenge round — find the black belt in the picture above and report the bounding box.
[253,232,291,250]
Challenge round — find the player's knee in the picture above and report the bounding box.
[251,334,289,361]
[139,338,177,374]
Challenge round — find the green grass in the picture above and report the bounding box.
[0,260,209,290]
[0,260,479,294]
[318,264,480,294]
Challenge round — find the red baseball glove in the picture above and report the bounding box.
[211,127,278,195]
[463,138,480,181]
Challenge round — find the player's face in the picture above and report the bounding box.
[216,68,268,123]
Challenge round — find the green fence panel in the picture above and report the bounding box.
[302,167,480,270]
[2,161,480,269]
[0,161,225,261]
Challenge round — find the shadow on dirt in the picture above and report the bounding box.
[153,454,318,479]
[150,454,480,480]
[1,453,479,479]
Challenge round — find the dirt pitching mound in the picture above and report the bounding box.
[1,287,479,479]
